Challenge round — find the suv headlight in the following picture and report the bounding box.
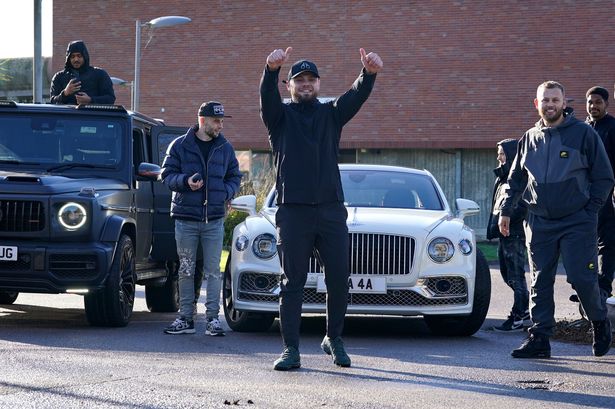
[58,202,87,230]
[252,233,277,259]
[428,237,454,263]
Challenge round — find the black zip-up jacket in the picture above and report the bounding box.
[487,139,526,239]
[161,126,242,222]
[586,112,615,217]
[502,115,614,219]
[259,66,376,204]
[49,41,116,105]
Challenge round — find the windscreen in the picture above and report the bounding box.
[0,114,125,168]
[267,169,445,210]
[341,169,444,210]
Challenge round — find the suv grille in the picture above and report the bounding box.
[0,200,45,232]
[310,233,414,275]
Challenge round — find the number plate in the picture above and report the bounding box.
[0,246,18,261]
[317,275,386,294]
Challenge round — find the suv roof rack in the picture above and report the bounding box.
[76,104,127,113]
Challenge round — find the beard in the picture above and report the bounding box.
[292,89,318,103]
[540,106,564,124]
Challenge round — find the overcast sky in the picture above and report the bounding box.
[0,0,53,58]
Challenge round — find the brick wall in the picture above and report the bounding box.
[53,0,615,150]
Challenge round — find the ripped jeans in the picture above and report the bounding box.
[174,218,224,321]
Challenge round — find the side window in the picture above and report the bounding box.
[133,129,145,168]
[158,133,178,165]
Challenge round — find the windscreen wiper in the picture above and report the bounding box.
[0,160,41,165]
[46,163,114,172]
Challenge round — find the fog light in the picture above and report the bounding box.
[435,279,452,293]
[254,276,269,290]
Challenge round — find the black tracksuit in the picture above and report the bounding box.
[259,66,376,348]
[586,113,615,298]
[487,139,528,319]
[502,114,614,336]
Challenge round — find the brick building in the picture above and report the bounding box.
[52,0,615,235]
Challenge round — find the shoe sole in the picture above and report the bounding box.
[164,329,196,335]
[321,343,351,367]
[273,363,301,371]
[511,351,551,359]
[205,331,225,336]
[493,326,524,333]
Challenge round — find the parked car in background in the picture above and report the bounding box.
[223,164,490,336]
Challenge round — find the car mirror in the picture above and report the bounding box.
[136,162,161,181]
[455,198,480,220]
[231,195,257,216]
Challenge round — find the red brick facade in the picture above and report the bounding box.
[53,1,615,151]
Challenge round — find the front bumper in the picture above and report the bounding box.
[234,270,473,316]
[0,240,114,293]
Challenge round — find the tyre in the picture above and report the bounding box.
[222,257,275,332]
[145,261,179,312]
[84,234,136,327]
[0,291,18,304]
[424,248,491,336]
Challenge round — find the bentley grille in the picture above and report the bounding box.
[309,233,415,275]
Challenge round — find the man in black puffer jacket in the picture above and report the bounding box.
[487,138,529,332]
[260,47,383,371]
[49,40,115,105]
[161,101,242,336]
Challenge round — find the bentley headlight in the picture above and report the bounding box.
[428,237,454,263]
[458,239,473,255]
[252,233,277,259]
[58,202,87,230]
[235,235,249,251]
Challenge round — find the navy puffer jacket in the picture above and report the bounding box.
[161,126,242,222]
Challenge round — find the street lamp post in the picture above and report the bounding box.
[110,77,134,110]
[133,16,191,112]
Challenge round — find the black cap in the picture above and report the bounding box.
[287,60,319,81]
[198,101,231,118]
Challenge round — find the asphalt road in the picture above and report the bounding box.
[0,266,614,409]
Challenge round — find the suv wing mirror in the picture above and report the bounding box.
[136,162,162,181]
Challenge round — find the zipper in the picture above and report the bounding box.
[204,143,225,223]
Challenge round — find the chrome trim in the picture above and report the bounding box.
[310,233,414,275]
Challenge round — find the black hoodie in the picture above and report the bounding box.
[49,41,116,105]
[487,139,526,239]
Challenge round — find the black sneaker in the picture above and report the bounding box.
[273,346,301,371]
[511,333,551,358]
[205,317,226,336]
[493,315,524,332]
[321,336,351,367]
[163,317,195,335]
[592,319,612,357]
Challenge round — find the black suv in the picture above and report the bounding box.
[0,101,188,326]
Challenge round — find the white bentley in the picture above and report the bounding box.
[223,164,491,336]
